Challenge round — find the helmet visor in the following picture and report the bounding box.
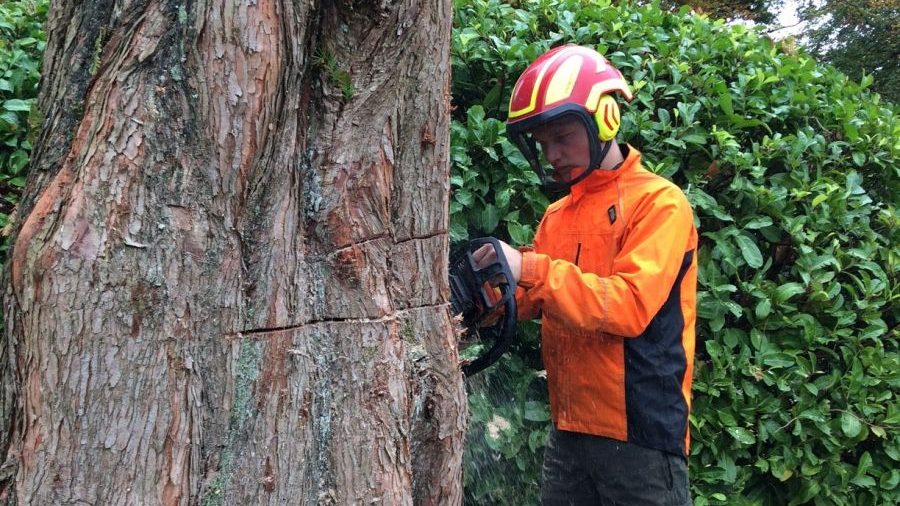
[506,107,605,194]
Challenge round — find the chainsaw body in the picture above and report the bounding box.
[449,237,518,376]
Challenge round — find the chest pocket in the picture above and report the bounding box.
[572,198,624,277]
[539,190,626,273]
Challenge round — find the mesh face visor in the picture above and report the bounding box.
[506,106,611,194]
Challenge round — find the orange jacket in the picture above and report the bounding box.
[517,145,698,457]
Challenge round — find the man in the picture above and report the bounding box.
[474,45,698,505]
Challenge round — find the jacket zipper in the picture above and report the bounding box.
[574,242,582,266]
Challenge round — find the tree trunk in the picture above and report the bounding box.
[1,1,463,504]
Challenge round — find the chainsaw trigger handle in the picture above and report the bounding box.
[448,237,519,376]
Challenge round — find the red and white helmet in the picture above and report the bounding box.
[506,45,633,192]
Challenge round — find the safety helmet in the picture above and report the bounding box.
[506,45,633,193]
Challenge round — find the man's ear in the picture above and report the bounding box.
[593,95,620,141]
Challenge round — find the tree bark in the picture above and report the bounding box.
[1,1,462,504]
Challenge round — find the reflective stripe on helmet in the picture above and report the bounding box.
[507,44,633,124]
[544,55,583,107]
[586,80,634,111]
[508,46,576,120]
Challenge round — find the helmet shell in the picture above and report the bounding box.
[505,45,633,193]
[507,45,633,128]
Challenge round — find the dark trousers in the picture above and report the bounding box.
[541,426,691,506]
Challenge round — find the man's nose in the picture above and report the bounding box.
[544,143,561,165]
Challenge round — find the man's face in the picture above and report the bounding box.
[529,115,592,183]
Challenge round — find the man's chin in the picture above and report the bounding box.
[551,168,583,183]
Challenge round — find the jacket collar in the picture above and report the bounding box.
[569,144,641,201]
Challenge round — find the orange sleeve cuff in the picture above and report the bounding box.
[519,251,546,290]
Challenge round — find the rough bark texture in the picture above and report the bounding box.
[1,0,463,504]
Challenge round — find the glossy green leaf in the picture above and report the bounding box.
[2,98,31,112]
[736,234,763,268]
[774,283,806,304]
[523,401,550,422]
[726,427,756,445]
[755,299,771,319]
[841,412,862,438]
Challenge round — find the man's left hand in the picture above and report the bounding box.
[472,240,522,284]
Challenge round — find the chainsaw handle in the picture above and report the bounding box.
[454,237,518,376]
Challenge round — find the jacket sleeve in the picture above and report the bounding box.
[517,185,695,337]
[514,220,548,322]
[514,251,542,321]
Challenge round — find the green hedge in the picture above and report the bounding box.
[451,1,899,505]
[0,0,46,257]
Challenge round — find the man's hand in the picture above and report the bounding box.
[472,240,522,284]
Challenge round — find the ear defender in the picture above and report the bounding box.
[594,95,621,142]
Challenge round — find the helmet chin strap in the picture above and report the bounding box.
[541,139,613,194]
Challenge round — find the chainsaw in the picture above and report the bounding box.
[449,237,518,376]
